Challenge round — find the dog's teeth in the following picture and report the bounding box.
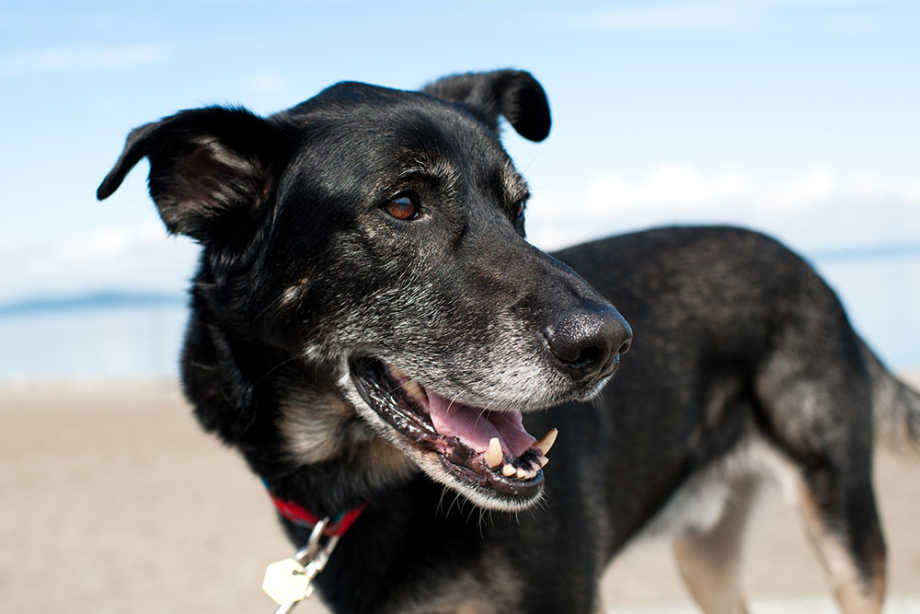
[534,428,558,456]
[484,437,503,469]
[387,364,409,381]
[537,454,549,468]
[502,463,516,477]
[403,379,425,403]
[517,465,537,480]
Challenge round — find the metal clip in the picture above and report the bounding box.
[268,518,341,613]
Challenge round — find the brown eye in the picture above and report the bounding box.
[383,195,420,221]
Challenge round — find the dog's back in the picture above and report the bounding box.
[555,226,920,613]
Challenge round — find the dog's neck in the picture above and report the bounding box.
[182,305,415,520]
[179,291,528,613]
[262,479,367,537]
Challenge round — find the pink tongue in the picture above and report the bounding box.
[425,390,536,458]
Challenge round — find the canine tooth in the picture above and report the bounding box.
[534,428,558,456]
[537,454,549,468]
[484,437,503,468]
[502,463,516,477]
[387,364,408,381]
[403,379,425,402]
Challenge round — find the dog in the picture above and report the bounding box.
[97,69,920,614]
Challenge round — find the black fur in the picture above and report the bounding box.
[98,69,919,613]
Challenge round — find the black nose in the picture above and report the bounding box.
[543,304,632,382]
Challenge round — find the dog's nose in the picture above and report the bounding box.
[543,304,632,382]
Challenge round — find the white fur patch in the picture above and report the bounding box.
[636,432,800,541]
[279,388,352,463]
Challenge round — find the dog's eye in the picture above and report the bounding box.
[383,195,420,221]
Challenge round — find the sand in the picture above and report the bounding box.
[3,375,920,613]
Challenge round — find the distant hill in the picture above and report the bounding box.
[0,290,185,317]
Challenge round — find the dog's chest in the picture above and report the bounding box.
[380,551,523,614]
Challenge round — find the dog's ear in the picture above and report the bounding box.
[422,69,551,142]
[96,107,286,243]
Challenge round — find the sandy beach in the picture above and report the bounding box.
[3,375,919,613]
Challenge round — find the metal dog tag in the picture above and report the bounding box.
[263,557,312,606]
[263,517,340,613]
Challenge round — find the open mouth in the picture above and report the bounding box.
[349,357,557,502]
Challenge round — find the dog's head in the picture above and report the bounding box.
[98,70,631,511]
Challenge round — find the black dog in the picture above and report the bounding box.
[98,70,919,614]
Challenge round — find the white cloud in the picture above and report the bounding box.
[0,222,199,302]
[526,165,920,253]
[3,166,917,302]
[1,43,171,74]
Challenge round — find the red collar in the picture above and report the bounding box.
[264,486,366,538]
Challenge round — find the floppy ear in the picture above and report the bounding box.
[96,107,286,243]
[422,69,551,142]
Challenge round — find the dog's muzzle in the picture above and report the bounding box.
[348,357,558,501]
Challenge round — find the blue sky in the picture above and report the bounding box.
[1,0,918,365]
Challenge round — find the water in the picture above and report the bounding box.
[0,256,917,380]
[0,303,188,379]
